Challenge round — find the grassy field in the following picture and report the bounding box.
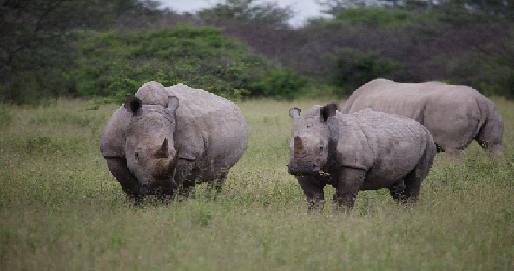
[0,98,512,271]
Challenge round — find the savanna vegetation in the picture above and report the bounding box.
[0,98,512,270]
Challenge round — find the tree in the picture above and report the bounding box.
[0,0,162,103]
[198,0,293,28]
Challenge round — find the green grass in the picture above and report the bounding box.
[0,98,512,270]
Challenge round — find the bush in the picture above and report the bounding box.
[73,26,306,102]
[249,69,307,99]
[330,48,402,96]
[333,7,416,29]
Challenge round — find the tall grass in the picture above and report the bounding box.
[0,98,512,270]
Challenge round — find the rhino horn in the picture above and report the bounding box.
[294,136,305,156]
[167,149,179,174]
[155,138,169,158]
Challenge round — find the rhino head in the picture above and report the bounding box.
[123,95,180,194]
[288,104,338,175]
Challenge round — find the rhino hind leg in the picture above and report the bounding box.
[297,175,326,212]
[403,170,422,203]
[403,150,434,202]
[399,138,436,203]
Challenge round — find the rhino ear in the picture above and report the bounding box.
[320,103,338,122]
[167,96,179,115]
[289,107,301,119]
[124,96,142,116]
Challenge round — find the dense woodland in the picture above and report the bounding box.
[1,0,513,103]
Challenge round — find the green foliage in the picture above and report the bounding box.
[74,26,305,101]
[249,69,308,99]
[0,0,163,104]
[333,7,416,28]
[475,47,514,98]
[330,48,402,96]
[198,0,292,27]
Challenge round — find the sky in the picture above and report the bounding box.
[157,0,327,26]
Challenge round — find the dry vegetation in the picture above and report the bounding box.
[0,98,512,270]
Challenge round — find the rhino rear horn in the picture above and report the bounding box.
[320,103,338,122]
[124,96,142,116]
[167,149,179,174]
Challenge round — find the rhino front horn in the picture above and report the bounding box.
[294,136,304,156]
[155,138,169,158]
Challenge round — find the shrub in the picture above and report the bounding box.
[249,69,308,99]
[333,7,416,29]
[73,26,306,102]
[330,48,402,96]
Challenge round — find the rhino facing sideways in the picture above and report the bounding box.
[341,79,504,154]
[288,104,436,210]
[100,81,248,200]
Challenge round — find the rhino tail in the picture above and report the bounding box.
[475,99,504,154]
[415,128,437,181]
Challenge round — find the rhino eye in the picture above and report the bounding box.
[135,152,140,160]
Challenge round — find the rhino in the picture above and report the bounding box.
[100,81,248,200]
[341,79,504,154]
[288,104,436,210]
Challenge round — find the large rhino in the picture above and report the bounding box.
[341,79,504,154]
[288,104,436,210]
[100,81,248,200]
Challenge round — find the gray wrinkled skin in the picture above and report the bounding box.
[289,105,436,210]
[100,81,248,199]
[341,79,504,154]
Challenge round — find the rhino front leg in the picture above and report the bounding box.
[334,167,365,210]
[105,158,143,203]
[297,175,325,212]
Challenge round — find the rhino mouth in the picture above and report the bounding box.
[288,162,320,175]
[138,177,177,195]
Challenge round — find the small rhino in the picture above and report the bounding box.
[288,104,436,210]
[341,79,504,154]
[100,82,248,200]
